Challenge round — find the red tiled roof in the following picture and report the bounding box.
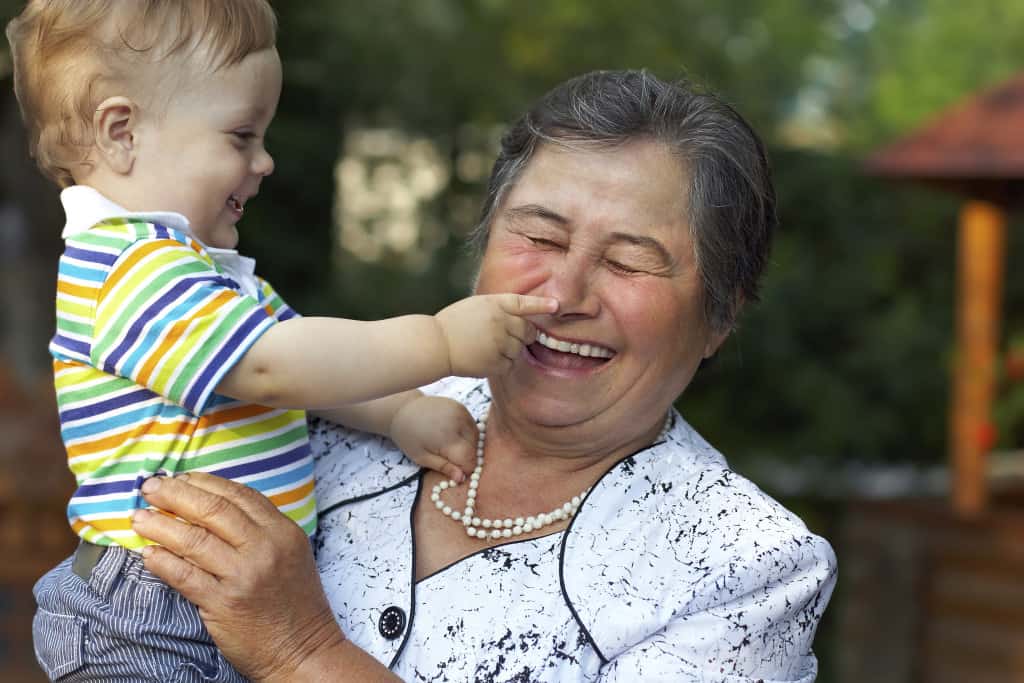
[865,73,1024,204]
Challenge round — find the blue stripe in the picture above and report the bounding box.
[118,278,233,378]
[102,273,229,372]
[59,387,156,423]
[64,244,117,267]
[244,461,315,495]
[51,333,91,358]
[58,260,106,282]
[207,444,311,481]
[182,308,271,412]
[67,496,141,517]
[73,475,142,497]
[61,403,162,441]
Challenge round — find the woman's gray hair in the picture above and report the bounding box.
[470,69,777,333]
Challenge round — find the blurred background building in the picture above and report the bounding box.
[4,0,1024,680]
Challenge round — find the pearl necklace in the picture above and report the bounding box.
[430,411,673,541]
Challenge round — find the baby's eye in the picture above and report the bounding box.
[232,131,256,141]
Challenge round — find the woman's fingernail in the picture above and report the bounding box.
[140,546,153,558]
[175,473,190,482]
[141,477,162,494]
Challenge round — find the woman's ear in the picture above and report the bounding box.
[92,96,138,175]
[703,326,731,359]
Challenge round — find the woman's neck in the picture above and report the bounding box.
[472,403,665,516]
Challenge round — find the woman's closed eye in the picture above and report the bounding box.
[605,258,643,274]
[526,235,566,250]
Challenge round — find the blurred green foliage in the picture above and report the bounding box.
[4,0,1024,467]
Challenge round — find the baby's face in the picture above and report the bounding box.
[130,48,282,249]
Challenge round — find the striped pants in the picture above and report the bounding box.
[32,545,246,682]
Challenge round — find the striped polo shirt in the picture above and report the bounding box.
[51,186,315,550]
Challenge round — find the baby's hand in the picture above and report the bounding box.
[434,293,558,377]
[390,396,478,483]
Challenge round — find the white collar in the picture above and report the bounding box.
[60,185,191,239]
[60,185,261,300]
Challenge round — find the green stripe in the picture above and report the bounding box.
[92,253,208,361]
[162,298,256,401]
[180,425,309,469]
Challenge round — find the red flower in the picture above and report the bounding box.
[976,421,998,452]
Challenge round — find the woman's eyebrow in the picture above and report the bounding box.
[504,204,569,225]
[608,232,674,265]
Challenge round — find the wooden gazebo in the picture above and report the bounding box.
[837,75,1024,683]
[866,73,1024,516]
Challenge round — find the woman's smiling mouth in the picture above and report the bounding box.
[527,330,615,371]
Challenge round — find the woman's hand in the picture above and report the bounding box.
[130,473,375,681]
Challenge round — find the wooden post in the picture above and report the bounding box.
[950,200,1006,516]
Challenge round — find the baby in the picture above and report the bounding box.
[6,1,555,680]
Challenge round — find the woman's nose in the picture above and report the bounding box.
[544,255,600,318]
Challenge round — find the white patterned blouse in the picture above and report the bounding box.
[310,377,837,682]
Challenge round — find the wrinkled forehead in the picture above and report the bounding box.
[501,140,691,239]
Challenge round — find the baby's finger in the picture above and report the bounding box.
[496,293,558,318]
[441,435,477,476]
[416,451,466,483]
[505,317,537,345]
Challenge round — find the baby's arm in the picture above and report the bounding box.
[315,393,478,482]
[217,293,557,409]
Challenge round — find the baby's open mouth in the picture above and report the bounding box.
[227,195,244,216]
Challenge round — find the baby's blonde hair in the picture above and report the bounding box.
[6,0,277,187]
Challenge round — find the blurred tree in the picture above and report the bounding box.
[4,0,1022,468]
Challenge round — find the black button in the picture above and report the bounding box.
[378,605,406,640]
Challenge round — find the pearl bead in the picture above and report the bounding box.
[430,408,671,542]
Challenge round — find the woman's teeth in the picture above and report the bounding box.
[536,332,613,359]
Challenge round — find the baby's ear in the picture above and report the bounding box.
[92,96,137,175]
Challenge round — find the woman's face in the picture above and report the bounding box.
[476,139,729,441]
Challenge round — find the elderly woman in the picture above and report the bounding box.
[133,70,837,682]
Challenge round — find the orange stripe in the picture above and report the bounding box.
[77,517,134,532]
[54,359,84,373]
[58,280,98,298]
[102,239,181,294]
[267,479,315,507]
[199,402,275,428]
[67,419,191,458]
[135,289,237,386]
